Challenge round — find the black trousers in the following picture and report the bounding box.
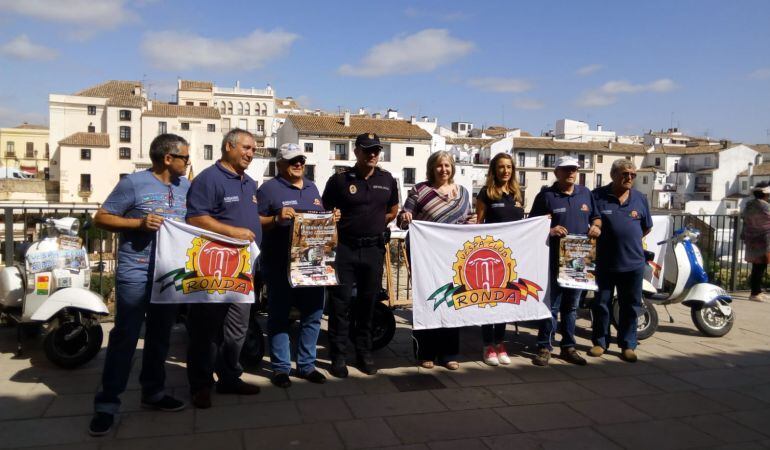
[750,263,767,296]
[413,328,460,362]
[327,241,385,360]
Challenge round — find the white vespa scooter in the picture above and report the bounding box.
[633,227,734,338]
[0,217,108,368]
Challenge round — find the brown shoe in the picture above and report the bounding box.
[560,347,587,366]
[532,348,551,367]
[587,345,605,357]
[620,348,638,363]
[191,389,211,409]
[216,380,261,395]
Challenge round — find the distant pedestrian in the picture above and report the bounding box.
[741,182,770,302]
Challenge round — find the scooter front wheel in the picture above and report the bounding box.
[44,312,103,369]
[691,303,734,337]
[611,298,659,340]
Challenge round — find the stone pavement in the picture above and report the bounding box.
[1,294,769,450]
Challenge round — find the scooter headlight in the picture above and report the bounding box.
[687,228,701,243]
[51,217,80,236]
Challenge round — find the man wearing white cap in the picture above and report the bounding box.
[529,156,602,366]
[257,143,339,388]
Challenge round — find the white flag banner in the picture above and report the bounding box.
[151,219,260,304]
[410,216,553,330]
[643,215,673,289]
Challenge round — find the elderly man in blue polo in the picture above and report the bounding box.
[590,159,652,363]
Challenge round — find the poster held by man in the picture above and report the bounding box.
[288,211,339,287]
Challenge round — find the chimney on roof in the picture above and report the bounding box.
[720,139,729,149]
[597,124,603,132]
[608,141,613,150]
[358,107,366,115]
[147,100,153,111]
[748,162,754,179]
[236,80,240,89]
[343,111,350,127]
[373,112,381,119]
[410,115,416,124]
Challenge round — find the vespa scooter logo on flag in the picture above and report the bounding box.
[428,236,543,310]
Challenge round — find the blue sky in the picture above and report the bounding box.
[1,0,769,143]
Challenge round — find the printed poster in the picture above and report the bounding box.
[557,235,598,291]
[289,212,338,287]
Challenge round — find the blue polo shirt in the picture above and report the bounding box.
[103,170,189,283]
[257,175,324,267]
[592,184,652,272]
[530,183,599,271]
[186,161,262,245]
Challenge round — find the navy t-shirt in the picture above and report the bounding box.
[257,176,324,266]
[102,170,189,283]
[592,184,653,272]
[322,167,399,238]
[186,161,262,246]
[477,187,524,224]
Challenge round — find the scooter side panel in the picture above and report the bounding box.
[29,288,108,321]
[681,283,731,305]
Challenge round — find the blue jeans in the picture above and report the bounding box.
[94,280,177,414]
[266,271,324,375]
[592,267,644,350]
[537,284,582,351]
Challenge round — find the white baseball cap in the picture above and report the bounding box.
[555,156,580,168]
[279,143,302,160]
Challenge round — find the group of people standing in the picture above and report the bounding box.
[87,128,653,437]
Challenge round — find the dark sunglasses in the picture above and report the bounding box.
[287,156,306,166]
[169,154,190,163]
[620,171,637,179]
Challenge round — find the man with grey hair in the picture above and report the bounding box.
[90,133,190,436]
[185,128,262,408]
[590,158,652,363]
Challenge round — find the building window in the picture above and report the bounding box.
[6,141,14,156]
[207,123,216,132]
[332,143,347,160]
[200,102,207,107]
[742,180,748,191]
[185,102,194,106]
[87,105,96,115]
[579,173,586,185]
[596,174,603,186]
[518,171,526,186]
[244,103,250,115]
[597,154,603,163]
[655,157,661,166]
[227,102,233,115]
[118,147,131,159]
[80,174,91,192]
[80,148,91,160]
[518,152,525,168]
[625,156,631,160]
[305,164,315,181]
[403,167,416,185]
[543,154,556,167]
[237,102,244,115]
[381,145,391,162]
[406,146,414,156]
[705,156,712,167]
[26,142,34,158]
[88,124,96,133]
[45,143,49,159]
[158,121,167,134]
[219,103,226,114]
[257,120,265,132]
[578,154,586,168]
[181,122,190,131]
[265,161,277,177]
[119,126,131,143]
[541,171,548,181]
[304,143,313,153]
[204,145,213,160]
[642,176,649,184]
[119,110,131,121]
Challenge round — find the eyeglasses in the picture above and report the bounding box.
[287,156,307,166]
[620,171,637,179]
[170,154,190,165]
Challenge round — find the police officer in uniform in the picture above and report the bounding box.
[322,133,399,377]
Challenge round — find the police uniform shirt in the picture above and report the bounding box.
[186,161,262,245]
[322,167,399,238]
[477,187,524,224]
[592,184,652,272]
[257,175,323,263]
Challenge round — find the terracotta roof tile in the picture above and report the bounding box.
[75,80,142,98]
[106,94,146,108]
[58,132,110,147]
[647,144,723,155]
[287,115,431,141]
[143,102,220,119]
[512,137,646,154]
[739,162,770,176]
[446,137,499,148]
[13,123,48,130]
[179,80,213,92]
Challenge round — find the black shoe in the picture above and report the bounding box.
[271,373,292,389]
[356,354,378,375]
[141,395,186,412]
[329,358,348,378]
[532,348,551,367]
[297,369,327,384]
[560,347,587,366]
[216,380,261,395]
[191,388,212,409]
[88,412,114,437]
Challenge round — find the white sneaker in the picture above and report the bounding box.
[496,344,511,365]
[749,293,767,302]
[483,345,499,366]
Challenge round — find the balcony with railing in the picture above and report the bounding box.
[78,184,92,198]
[213,86,273,97]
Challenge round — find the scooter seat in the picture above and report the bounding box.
[645,292,670,302]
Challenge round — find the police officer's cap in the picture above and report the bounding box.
[355,132,382,150]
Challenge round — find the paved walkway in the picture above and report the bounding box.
[1,294,769,449]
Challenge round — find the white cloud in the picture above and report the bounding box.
[576,64,603,76]
[748,68,770,80]
[512,98,544,110]
[577,78,676,107]
[468,77,533,93]
[141,29,299,71]
[0,35,57,60]
[0,0,137,37]
[338,29,474,77]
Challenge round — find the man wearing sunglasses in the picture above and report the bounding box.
[90,134,190,436]
[257,143,340,388]
[590,159,652,363]
[322,133,399,378]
